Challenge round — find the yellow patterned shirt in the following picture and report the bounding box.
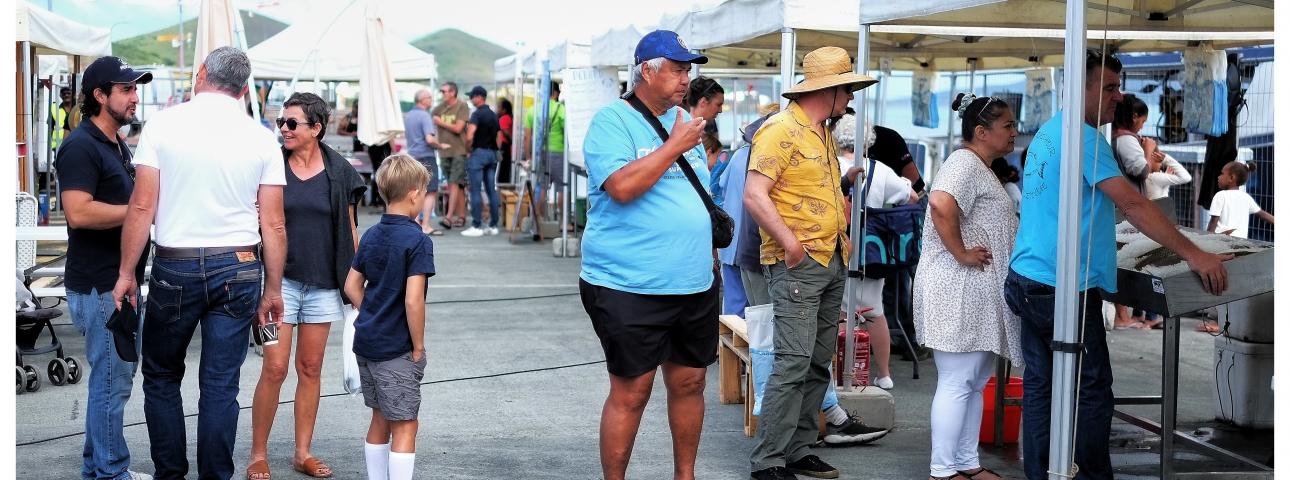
[749,102,850,267]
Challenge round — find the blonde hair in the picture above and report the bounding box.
[375,153,431,204]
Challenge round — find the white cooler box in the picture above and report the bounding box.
[1212,336,1274,429]
[1222,293,1273,344]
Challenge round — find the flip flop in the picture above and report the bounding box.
[424,228,444,236]
[438,218,453,230]
[246,459,270,480]
[958,467,1003,480]
[293,457,333,478]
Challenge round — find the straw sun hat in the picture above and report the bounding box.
[782,46,878,99]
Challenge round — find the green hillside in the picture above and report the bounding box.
[112,11,287,67]
[411,28,512,90]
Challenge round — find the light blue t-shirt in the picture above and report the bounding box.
[1010,113,1123,293]
[580,100,713,295]
[403,108,437,159]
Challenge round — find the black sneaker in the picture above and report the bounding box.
[823,415,890,446]
[785,455,839,479]
[751,466,799,480]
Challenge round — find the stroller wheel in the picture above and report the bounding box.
[16,366,24,394]
[47,359,68,386]
[22,365,40,392]
[65,357,83,384]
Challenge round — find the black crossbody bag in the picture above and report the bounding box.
[624,94,734,248]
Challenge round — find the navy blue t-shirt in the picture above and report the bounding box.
[55,121,149,294]
[351,214,436,361]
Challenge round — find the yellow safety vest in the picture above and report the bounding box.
[50,103,69,150]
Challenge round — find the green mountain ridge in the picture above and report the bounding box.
[410,28,512,90]
[111,11,288,67]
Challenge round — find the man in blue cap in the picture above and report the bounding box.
[579,29,712,480]
[56,55,153,480]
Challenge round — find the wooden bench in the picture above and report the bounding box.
[717,314,758,436]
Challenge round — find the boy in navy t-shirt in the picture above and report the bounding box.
[343,154,436,480]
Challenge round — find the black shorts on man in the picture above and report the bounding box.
[579,279,719,378]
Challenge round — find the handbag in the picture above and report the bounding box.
[624,94,734,248]
[858,158,925,278]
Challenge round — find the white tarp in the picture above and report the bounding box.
[589,25,648,67]
[357,1,404,147]
[15,3,112,57]
[247,2,437,82]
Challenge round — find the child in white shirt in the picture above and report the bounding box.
[1207,161,1274,238]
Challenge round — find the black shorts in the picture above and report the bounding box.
[579,279,719,378]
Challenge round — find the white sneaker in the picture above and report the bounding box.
[461,227,485,237]
[128,472,154,480]
[485,227,500,236]
[874,376,894,389]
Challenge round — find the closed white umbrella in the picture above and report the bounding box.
[357,0,403,147]
[190,0,261,120]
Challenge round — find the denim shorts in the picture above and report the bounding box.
[281,277,344,324]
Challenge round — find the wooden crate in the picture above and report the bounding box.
[718,315,756,436]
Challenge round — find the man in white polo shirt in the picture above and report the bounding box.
[112,46,287,480]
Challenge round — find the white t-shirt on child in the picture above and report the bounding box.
[1209,189,1262,238]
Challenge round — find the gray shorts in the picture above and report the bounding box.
[543,151,566,189]
[357,352,427,421]
[417,156,440,192]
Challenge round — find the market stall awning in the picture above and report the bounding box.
[15,3,111,57]
[247,2,437,82]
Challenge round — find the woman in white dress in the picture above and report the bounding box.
[913,93,1021,480]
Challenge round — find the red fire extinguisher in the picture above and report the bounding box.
[835,320,871,387]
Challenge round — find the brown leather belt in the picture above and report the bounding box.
[154,245,258,258]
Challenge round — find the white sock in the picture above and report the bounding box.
[364,442,390,480]
[825,404,850,426]
[388,451,416,480]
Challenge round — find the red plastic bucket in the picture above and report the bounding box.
[979,376,1023,443]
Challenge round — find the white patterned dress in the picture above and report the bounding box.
[912,148,1022,365]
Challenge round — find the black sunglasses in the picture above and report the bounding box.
[276,118,317,130]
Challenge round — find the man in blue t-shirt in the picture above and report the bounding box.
[578,30,714,480]
[1006,52,1229,480]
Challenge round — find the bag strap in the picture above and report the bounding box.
[624,94,718,212]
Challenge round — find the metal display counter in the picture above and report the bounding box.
[1101,229,1273,479]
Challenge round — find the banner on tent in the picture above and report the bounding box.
[911,68,939,129]
[564,67,621,170]
[1024,68,1054,133]
[1183,46,1229,137]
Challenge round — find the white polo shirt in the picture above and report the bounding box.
[132,92,286,248]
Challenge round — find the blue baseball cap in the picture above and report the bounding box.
[634,30,708,66]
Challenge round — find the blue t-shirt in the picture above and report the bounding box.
[1010,114,1122,293]
[580,100,713,295]
[403,108,437,159]
[351,214,436,361]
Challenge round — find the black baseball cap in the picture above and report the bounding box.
[467,86,487,99]
[634,30,708,66]
[82,56,153,96]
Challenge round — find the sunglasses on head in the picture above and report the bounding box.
[276,118,316,130]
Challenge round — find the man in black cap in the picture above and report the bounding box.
[462,85,502,236]
[55,55,153,480]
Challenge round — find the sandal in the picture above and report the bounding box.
[958,467,1003,480]
[424,228,444,236]
[293,457,333,478]
[452,217,466,228]
[246,459,270,480]
[438,218,453,230]
[931,475,970,480]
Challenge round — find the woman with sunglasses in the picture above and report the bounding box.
[247,92,366,480]
[912,93,1020,480]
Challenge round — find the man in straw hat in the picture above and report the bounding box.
[744,46,878,480]
[579,30,715,480]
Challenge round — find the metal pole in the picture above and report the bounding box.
[512,57,523,185]
[178,0,186,73]
[968,58,977,94]
[778,28,795,110]
[842,4,871,392]
[231,6,262,123]
[23,42,36,196]
[1050,0,1088,478]
[938,71,957,182]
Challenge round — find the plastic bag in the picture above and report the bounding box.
[745,304,774,415]
[341,307,362,395]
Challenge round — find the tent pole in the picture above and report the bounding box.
[842,6,871,392]
[231,4,262,123]
[940,71,957,181]
[1050,0,1088,479]
[778,28,795,110]
[968,58,977,94]
[23,41,36,196]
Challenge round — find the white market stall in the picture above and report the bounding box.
[15,3,112,196]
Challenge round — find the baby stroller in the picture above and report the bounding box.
[16,269,82,393]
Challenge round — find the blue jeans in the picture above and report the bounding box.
[142,252,262,480]
[68,288,142,480]
[1003,269,1114,480]
[467,149,501,228]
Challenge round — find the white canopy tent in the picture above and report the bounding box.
[15,3,112,195]
[247,2,437,82]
